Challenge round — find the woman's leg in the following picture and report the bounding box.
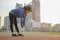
[13,17,19,33]
[14,18,24,36]
[9,13,14,33]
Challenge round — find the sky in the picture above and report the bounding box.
[0,0,60,27]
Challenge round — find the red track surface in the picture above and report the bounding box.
[0,34,60,40]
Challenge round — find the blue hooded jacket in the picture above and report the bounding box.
[9,7,27,27]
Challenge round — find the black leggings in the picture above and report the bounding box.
[9,12,19,33]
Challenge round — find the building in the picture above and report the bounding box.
[41,23,52,31]
[0,16,1,27]
[4,16,10,32]
[32,0,40,21]
[31,23,52,32]
[52,23,60,32]
[0,16,1,32]
[32,0,40,28]
[25,0,40,31]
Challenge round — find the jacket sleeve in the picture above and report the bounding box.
[20,17,26,27]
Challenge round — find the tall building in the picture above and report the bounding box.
[32,0,40,21]
[32,0,40,28]
[0,17,1,28]
[25,0,40,31]
[27,0,40,21]
[27,0,40,24]
[4,16,10,32]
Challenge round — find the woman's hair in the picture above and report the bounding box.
[24,6,32,11]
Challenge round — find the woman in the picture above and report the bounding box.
[9,6,32,37]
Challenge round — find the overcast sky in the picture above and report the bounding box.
[0,0,60,26]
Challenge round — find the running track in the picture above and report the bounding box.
[0,34,60,40]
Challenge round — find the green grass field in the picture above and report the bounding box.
[22,32,60,35]
[0,32,60,35]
